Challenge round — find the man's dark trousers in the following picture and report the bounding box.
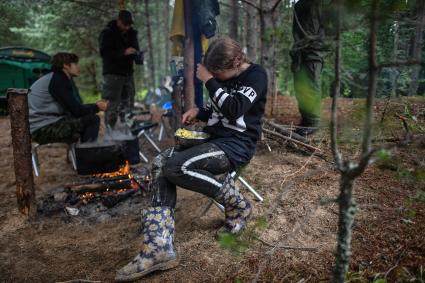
[102,74,135,128]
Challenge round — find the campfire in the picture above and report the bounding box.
[65,161,149,207]
[38,161,151,220]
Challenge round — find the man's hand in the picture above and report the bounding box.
[196,64,213,83]
[182,107,199,124]
[124,47,137,56]
[96,99,109,112]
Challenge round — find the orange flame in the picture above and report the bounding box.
[95,161,130,178]
[78,161,140,203]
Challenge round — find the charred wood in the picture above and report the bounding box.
[64,175,130,187]
[101,189,136,208]
[66,179,132,194]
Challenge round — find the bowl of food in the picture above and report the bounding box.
[174,128,210,150]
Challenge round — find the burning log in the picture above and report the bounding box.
[63,174,130,188]
[38,165,147,215]
[66,179,132,195]
[39,163,150,212]
[7,88,35,216]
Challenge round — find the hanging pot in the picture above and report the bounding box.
[75,141,125,175]
[113,136,140,165]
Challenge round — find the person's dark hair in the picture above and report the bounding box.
[118,10,134,25]
[203,37,248,72]
[51,52,79,70]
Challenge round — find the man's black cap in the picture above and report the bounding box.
[118,10,134,25]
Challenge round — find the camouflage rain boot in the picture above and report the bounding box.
[115,207,179,282]
[214,174,252,235]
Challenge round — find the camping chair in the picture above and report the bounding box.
[158,108,173,141]
[131,121,162,163]
[31,142,77,177]
[204,167,264,214]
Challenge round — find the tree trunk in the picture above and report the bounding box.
[144,0,155,88]
[87,61,97,96]
[241,5,247,51]
[183,0,195,111]
[155,0,162,81]
[172,79,183,131]
[245,0,259,61]
[408,0,425,96]
[332,1,379,282]
[260,0,280,113]
[332,174,357,283]
[7,89,35,216]
[164,0,170,73]
[390,17,400,97]
[229,0,239,41]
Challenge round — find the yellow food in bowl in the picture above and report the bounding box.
[175,128,207,139]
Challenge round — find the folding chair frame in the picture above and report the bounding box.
[31,143,77,177]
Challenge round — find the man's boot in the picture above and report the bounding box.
[295,116,320,136]
[115,206,179,282]
[214,174,252,235]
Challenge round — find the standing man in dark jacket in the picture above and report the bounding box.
[99,10,142,128]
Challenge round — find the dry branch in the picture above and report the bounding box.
[263,128,322,152]
[258,238,318,252]
[263,119,309,143]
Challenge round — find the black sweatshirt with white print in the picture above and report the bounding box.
[196,63,268,168]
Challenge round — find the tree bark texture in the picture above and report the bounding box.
[155,0,161,82]
[245,0,259,62]
[171,79,183,131]
[144,0,156,88]
[332,1,379,282]
[332,175,357,283]
[7,88,35,216]
[390,17,400,97]
[362,0,379,156]
[330,4,343,169]
[260,0,280,111]
[408,0,425,96]
[183,0,195,111]
[229,0,240,41]
[165,0,170,73]
[87,61,97,96]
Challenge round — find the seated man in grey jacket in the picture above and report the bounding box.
[28,52,109,145]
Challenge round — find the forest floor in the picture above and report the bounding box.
[0,97,424,283]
